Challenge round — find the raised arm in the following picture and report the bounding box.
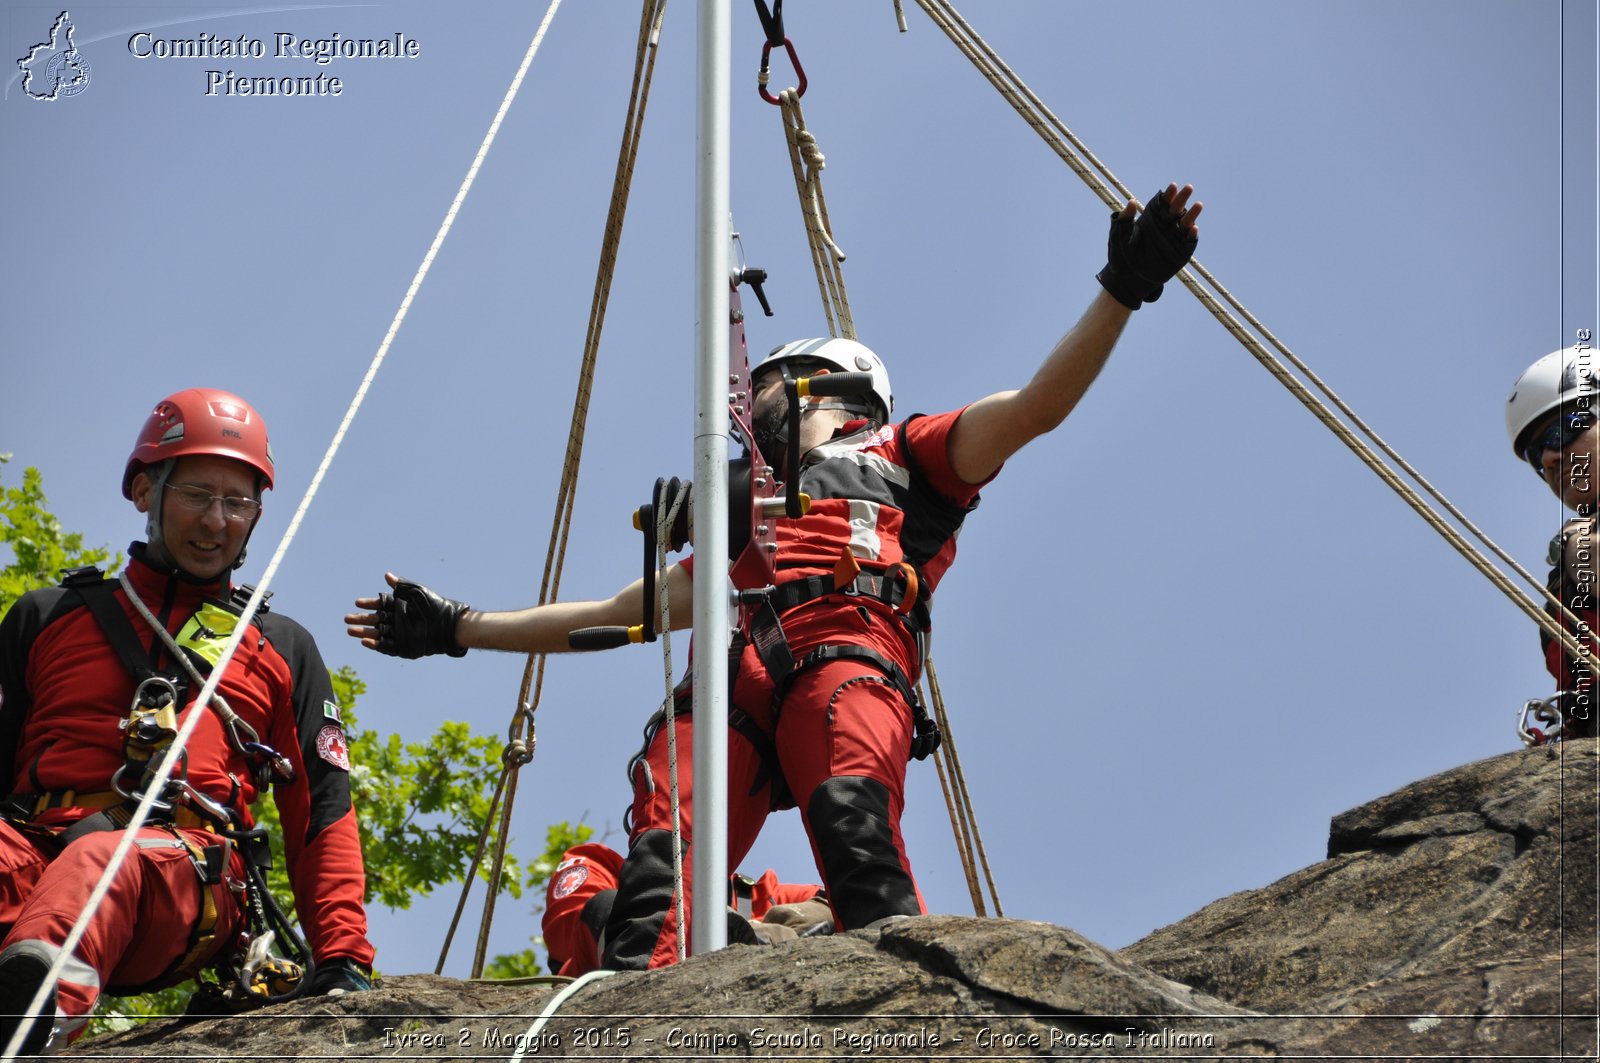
[946,183,1201,485]
[345,563,694,658]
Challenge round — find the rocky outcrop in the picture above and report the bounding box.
[1125,738,1596,1057]
[73,741,1598,1060]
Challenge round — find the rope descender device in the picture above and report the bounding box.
[564,242,819,651]
[1517,693,1567,746]
[753,0,806,104]
[567,477,690,651]
[112,675,185,812]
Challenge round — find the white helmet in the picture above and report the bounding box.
[756,337,893,422]
[1506,345,1599,462]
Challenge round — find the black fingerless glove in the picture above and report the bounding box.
[375,578,469,659]
[1096,187,1198,309]
[306,957,373,996]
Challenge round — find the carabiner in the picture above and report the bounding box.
[1517,694,1565,747]
[758,37,807,105]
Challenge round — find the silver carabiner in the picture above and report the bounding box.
[1517,693,1566,747]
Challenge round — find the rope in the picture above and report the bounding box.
[777,88,855,339]
[116,570,263,754]
[924,659,1003,917]
[910,0,1600,679]
[927,688,984,916]
[437,0,669,980]
[435,765,511,974]
[1,3,566,1054]
[507,969,616,1063]
[656,486,689,964]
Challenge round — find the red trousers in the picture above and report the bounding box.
[604,645,924,970]
[542,842,823,977]
[0,814,243,1036]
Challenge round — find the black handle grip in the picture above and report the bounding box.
[568,626,635,651]
[801,371,872,398]
[740,267,775,317]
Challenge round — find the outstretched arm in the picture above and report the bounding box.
[345,564,693,658]
[946,183,1201,485]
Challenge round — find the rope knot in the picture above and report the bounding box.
[502,738,534,768]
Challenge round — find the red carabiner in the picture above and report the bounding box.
[758,37,807,105]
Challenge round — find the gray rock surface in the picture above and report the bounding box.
[71,741,1597,1060]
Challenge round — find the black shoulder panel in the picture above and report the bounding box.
[257,611,351,843]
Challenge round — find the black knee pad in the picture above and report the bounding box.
[806,776,920,929]
[600,829,679,970]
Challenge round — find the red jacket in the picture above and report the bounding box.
[685,410,992,678]
[0,545,373,966]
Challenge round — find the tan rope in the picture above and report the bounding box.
[777,88,856,340]
[434,763,510,973]
[436,0,671,979]
[925,658,1003,916]
[925,679,986,916]
[912,0,1600,678]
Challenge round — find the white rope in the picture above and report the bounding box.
[2,3,564,1057]
[657,486,689,964]
[116,570,262,751]
[507,969,616,1063]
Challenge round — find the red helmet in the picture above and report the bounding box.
[122,388,275,499]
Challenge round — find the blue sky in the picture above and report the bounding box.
[2,1,1595,980]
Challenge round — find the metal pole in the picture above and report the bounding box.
[691,0,730,956]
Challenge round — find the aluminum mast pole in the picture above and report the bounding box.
[690,0,731,956]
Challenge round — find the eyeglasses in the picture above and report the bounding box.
[1522,408,1598,471]
[166,483,262,522]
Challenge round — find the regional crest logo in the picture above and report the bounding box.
[17,11,91,101]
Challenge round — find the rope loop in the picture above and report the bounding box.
[502,738,535,768]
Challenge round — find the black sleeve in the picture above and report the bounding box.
[260,613,352,842]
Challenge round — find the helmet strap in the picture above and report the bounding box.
[142,459,176,563]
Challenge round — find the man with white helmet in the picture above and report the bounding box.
[0,389,374,1052]
[349,183,1203,968]
[1506,338,1599,739]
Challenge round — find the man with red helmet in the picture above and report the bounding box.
[0,389,375,1052]
[349,185,1202,969]
[1506,341,1600,740]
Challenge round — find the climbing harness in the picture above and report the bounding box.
[41,568,312,1004]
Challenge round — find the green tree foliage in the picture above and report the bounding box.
[0,455,122,606]
[0,462,584,1029]
[482,819,597,979]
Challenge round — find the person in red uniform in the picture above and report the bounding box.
[0,388,375,1053]
[349,184,1202,969]
[1506,342,1600,739]
[542,843,827,977]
